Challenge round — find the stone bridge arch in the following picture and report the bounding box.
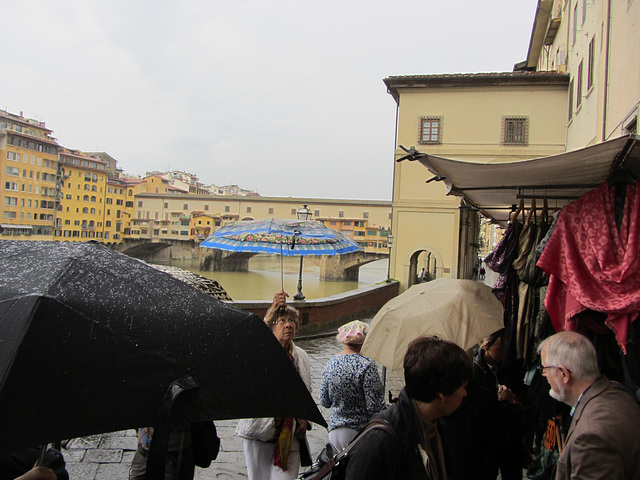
[114,238,198,262]
[319,251,388,281]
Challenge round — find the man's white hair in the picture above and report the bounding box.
[538,331,600,382]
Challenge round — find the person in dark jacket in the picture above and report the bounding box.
[344,336,472,480]
[439,329,525,480]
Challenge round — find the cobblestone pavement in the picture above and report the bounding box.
[63,333,405,480]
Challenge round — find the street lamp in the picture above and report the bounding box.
[294,205,312,300]
[386,233,394,282]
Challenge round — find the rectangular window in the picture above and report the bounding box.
[419,117,442,145]
[576,61,584,109]
[502,117,529,145]
[204,204,209,211]
[246,206,252,213]
[291,208,296,215]
[3,211,17,219]
[587,38,594,90]
[568,80,574,120]
[138,201,143,207]
[4,182,19,191]
[6,167,19,176]
[363,212,369,219]
[183,204,188,210]
[164,202,169,208]
[314,210,320,217]
[572,3,578,45]
[225,205,230,212]
[268,208,274,214]
[624,117,637,135]
[4,197,18,206]
[339,211,344,218]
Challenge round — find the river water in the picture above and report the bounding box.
[153,255,389,301]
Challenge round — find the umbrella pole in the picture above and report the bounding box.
[35,444,47,466]
[280,243,284,292]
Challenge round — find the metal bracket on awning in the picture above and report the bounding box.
[426,175,446,183]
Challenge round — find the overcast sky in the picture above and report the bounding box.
[2,1,537,200]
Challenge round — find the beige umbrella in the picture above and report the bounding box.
[361,277,504,371]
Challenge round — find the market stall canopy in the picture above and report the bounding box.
[404,134,640,226]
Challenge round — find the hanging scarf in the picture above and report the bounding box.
[411,400,448,480]
[485,220,523,362]
[273,348,297,470]
[537,181,640,352]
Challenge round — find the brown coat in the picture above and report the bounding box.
[555,376,640,480]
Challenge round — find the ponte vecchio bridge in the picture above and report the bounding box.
[113,238,388,281]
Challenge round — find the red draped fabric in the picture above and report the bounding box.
[537,181,640,352]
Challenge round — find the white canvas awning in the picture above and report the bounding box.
[407,134,640,225]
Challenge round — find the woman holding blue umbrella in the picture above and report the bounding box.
[236,290,312,480]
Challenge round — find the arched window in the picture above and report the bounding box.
[84,184,90,190]
[92,174,98,182]
[82,208,88,214]
[89,220,95,226]
[90,208,96,214]
[91,196,96,202]
[81,220,88,228]
[83,195,89,201]
[129,190,133,196]
[92,185,97,191]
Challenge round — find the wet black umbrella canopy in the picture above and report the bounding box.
[0,241,325,457]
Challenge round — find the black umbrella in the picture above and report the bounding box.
[0,240,326,458]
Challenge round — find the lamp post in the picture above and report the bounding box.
[294,205,313,300]
[386,233,394,282]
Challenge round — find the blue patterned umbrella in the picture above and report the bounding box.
[200,218,362,256]
[200,219,362,295]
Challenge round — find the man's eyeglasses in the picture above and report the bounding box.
[537,364,572,375]
[537,364,558,374]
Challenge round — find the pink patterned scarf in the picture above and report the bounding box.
[537,181,640,352]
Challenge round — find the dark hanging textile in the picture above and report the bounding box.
[513,220,551,367]
[485,220,523,362]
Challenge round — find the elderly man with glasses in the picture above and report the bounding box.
[538,331,640,480]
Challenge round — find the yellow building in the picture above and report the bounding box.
[317,217,391,254]
[103,178,136,242]
[57,149,109,240]
[190,212,221,241]
[140,175,170,194]
[385,73,569,290]
[0,110,60,239]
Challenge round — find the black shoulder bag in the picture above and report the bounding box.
[298,419,399,480]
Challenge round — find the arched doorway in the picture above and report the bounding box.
[407,248,440,288]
